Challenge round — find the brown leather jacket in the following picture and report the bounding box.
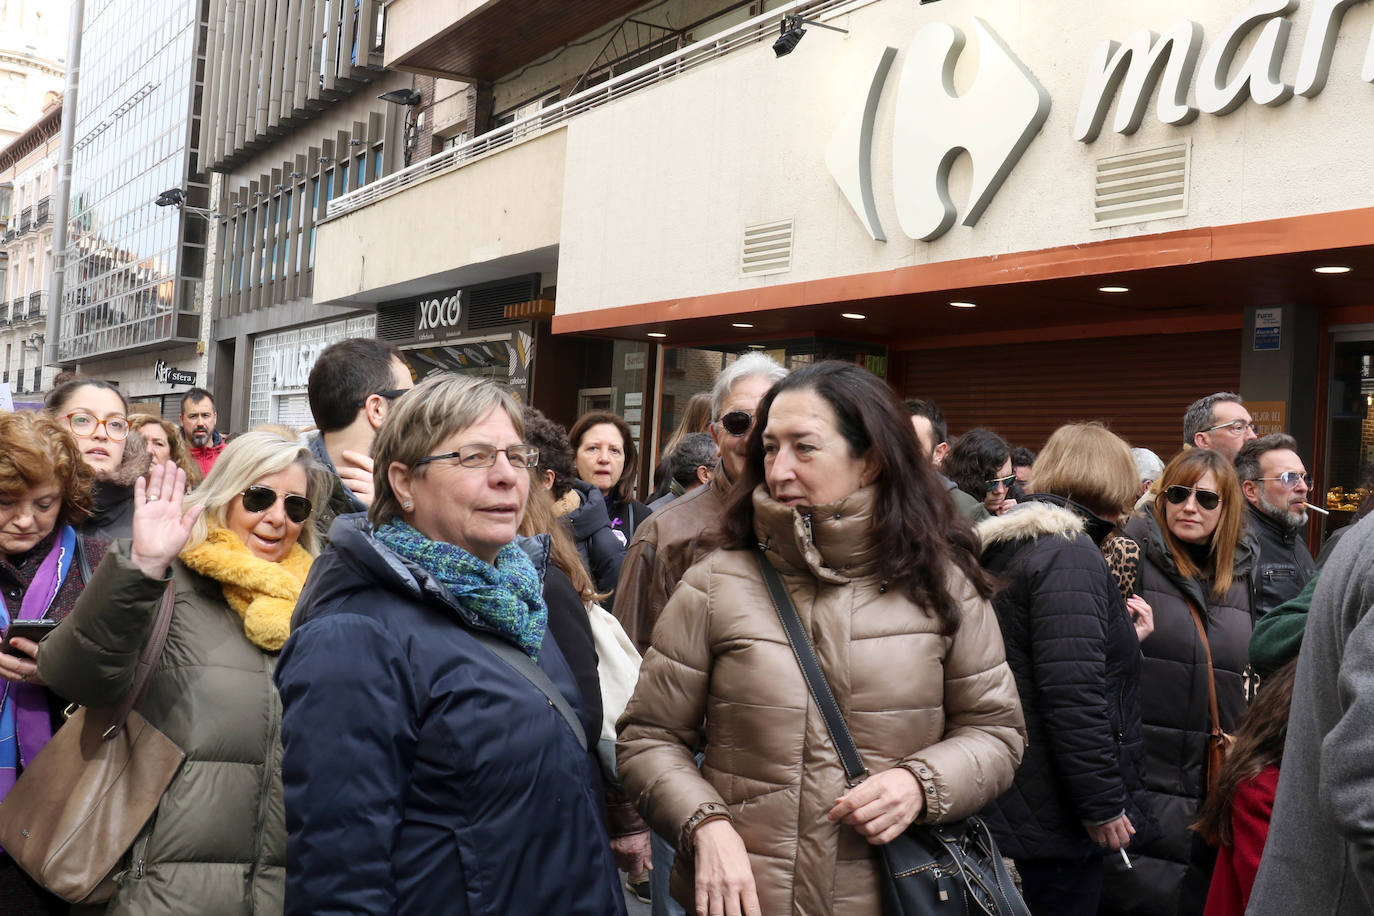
[614,471,730,654]
[617,486,1026,914]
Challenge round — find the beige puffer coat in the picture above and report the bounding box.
[617,486,1026,914]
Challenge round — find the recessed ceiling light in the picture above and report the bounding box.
[1098,286,1130,293]
[647,332,667,338]
[949,301,977,309]
[747,344,766,350]
[732,322,754,328]
[841,312,866,320]
[1315,265,1351,274]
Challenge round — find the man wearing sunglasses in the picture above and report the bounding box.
[1235,434,1317,617]
[306,339,414,540]
[613,352,787,916]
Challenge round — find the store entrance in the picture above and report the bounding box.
[1321,333,1374,549]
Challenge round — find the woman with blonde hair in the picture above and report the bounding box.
[976,422,1157,914]
[1100,448,1257,916]
[130,414,203,487]
[37,429,330,914]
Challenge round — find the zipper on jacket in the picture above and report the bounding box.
[1114,690,1125,744]
[801,511,814,545]
[248,657,282,893]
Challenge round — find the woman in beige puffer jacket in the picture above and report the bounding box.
[617,362,1025,916]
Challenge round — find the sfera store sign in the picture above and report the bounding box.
[830,0,1369,242]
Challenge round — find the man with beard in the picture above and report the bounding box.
[1236,434,1316,617]
[179,387,225,476]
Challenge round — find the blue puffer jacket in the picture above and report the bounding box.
[274,516,626,916]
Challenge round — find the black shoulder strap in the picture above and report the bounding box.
[469,628,588,752]
[74,534,92,585]
[753,548,868,785]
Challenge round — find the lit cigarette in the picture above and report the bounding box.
[1119,848,1133,869]
[1304,502,1331,516]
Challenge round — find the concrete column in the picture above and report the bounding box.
[1239,303,1320,462]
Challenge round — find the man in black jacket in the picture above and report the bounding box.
[1235,434,1316,617]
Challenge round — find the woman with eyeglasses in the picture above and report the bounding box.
[946,427,1016,521]
[275,375,626,915]
[130,414,204,489]
[1098,449,1259,916]
[569,411,651,549]
[44,379,152,541]
[37,429,329,914]
[0,411,110,915]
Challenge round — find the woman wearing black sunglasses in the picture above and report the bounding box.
[37,429,330,915]
[946,427,1015,522]
[1099,448,1258,916]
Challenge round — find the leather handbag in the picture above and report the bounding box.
[1184,599,1234,801]
[754,550,1029,916]
[0,583,185,904]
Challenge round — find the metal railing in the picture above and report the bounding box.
[327,0,856,219]
[15,208,30,234]
[26,291,44,320]
[34,197,49,226]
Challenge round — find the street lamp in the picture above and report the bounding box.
[154,187,222,220]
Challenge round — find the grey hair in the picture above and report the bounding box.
[1183,392,1244,445]
[668,432,719,487]
[370,374,524,527]
[184,429,332,555]
[1235,433,1300,484]
[1130,447,1165,483]
[709,352,788,420]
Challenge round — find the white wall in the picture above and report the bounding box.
[554,0,1374,315]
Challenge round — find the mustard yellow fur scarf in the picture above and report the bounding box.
[179,526,313,651]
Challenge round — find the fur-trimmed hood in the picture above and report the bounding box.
[976,499,1085,548]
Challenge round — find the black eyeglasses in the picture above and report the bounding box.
[414,444,540,470]
[718,410,754,437]
[353,389,410,410]
[240,486,313,524]
[983,475,1015,493]
[1164,484,1221,511]
[1257,472,1312,489]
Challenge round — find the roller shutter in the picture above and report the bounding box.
[896,330,1242,460]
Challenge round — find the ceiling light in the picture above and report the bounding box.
[647,332,667,338]
[1098,286,1129,293]
[949,301,977,309]
[732,322,754,328]
[748,344,766,349]
[1314,265,1351,274]
[841,312,866,320]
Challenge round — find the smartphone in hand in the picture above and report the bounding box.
[3,619,58,657]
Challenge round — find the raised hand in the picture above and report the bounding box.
[337,450,376,507]
[129,461,205,579]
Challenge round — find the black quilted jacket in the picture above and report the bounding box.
[975,495,1155,862]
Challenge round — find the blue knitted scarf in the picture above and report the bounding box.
[375,520,548,659]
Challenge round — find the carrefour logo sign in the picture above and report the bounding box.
[830,0,1369,242]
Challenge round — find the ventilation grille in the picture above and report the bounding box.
[1093,141,1189,229]
[741,219,793,277]
[467,274,541,330]
[376,302,415,342]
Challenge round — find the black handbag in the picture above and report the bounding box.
[753,549,1029,916]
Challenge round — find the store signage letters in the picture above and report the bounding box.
[269,341,325,390]
[1077,0,1372,142]
[831,0,1368,241]
[153,360,196,386]
[417,294,463,335]
[827,18,1050,242]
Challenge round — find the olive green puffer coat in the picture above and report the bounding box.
[38,543,285,915]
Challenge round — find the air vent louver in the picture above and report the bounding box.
[741,219,793,276]
[1093,141,1189,228]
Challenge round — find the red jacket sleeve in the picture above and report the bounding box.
[1230,765,1281,906]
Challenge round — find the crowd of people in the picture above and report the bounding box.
[0,344,1366,916]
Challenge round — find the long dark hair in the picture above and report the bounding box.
[1193,659,1297,846]
[719,361,992,634]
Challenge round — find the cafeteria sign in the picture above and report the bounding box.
[154,360,197,386]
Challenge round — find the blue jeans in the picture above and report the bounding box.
[651,830,686,916]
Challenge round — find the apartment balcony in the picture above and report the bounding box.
[24,291,45,321]
[5,298,19,324]
[385,0,644,81]
[34,197,49,227]
[14,209,30,235]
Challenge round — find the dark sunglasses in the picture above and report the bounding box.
[1164,484,1221,511]
[983,474,1016,493]
[240,486,313,524]
[719,410,754,437]
[353,388,409,409]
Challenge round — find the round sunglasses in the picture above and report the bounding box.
[718,410,754,437]
[1164,484,1221,511]
[240,486,313,524]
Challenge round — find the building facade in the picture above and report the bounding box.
[0,0,66,146]
[0,97,60,408]
[58,0,209,416]
[308,0,1374,550]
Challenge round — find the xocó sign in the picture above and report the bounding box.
[418,293,463,335]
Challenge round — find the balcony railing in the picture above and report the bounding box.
[26,291,44,320]
[326,0,850,220]
[34,197,49,227]
[15,209,30,234]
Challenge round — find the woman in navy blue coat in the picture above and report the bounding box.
[275,374,625,916]
[976,423,1157,915]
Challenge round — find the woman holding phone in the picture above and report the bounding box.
[0,410,109,913]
